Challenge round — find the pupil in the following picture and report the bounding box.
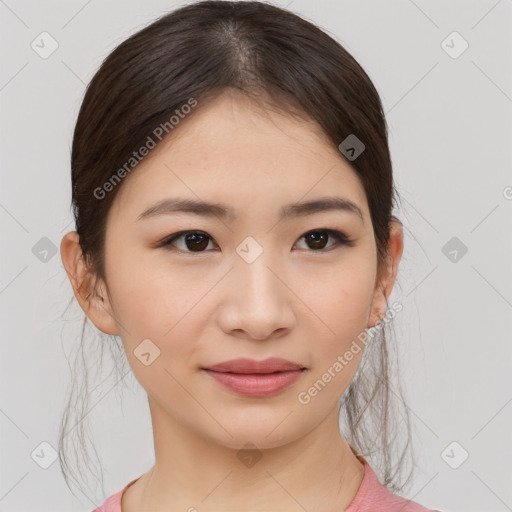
[186,233,208,251]
[308,232,327,250]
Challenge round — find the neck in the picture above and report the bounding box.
[122,398,364,512]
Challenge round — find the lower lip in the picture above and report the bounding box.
[202,369,305,397]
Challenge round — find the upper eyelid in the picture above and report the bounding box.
[162,228,349,240]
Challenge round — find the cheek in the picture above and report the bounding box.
[296,274,372,407]
[106,259,203,397]
[296,252,376,394]
[106,245,200,328]
[105,250,220,374]
[298,252,376,337]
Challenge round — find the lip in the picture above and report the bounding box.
[203,357,305,374]
[201,357,307,397]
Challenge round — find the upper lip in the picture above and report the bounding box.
[202,357,305,374]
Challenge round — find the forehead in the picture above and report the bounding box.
[109,90,368,223]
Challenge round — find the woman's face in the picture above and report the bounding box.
[86,90,394,449]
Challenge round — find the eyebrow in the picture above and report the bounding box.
[137,196,364,223]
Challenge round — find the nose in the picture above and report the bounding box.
[216,254,296,341]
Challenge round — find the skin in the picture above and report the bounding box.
[61,89,403,512]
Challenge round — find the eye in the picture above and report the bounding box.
[295,229,355,251]
[158,230,217,253]
[157,228,355,254]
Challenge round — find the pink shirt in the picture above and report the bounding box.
[92,457,439,512]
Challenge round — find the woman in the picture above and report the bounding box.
[60,1,441,510]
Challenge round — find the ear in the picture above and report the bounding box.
[367,219,404,328]
[60,231,120,336]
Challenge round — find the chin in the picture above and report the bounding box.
[203,415,309,451]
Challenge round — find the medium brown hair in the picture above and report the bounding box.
[59,0,414,499]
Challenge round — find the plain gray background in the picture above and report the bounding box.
[1,0,511,511]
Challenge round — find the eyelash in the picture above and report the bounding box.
[156,228,355,254]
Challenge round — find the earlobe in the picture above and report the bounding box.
[60,231,120,336]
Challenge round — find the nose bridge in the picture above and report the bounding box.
[217,239,295,339]
[233,241,283,303]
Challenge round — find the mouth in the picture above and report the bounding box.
[201,367,306,397]
[204,368,307,374]
[202,357,306,374]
